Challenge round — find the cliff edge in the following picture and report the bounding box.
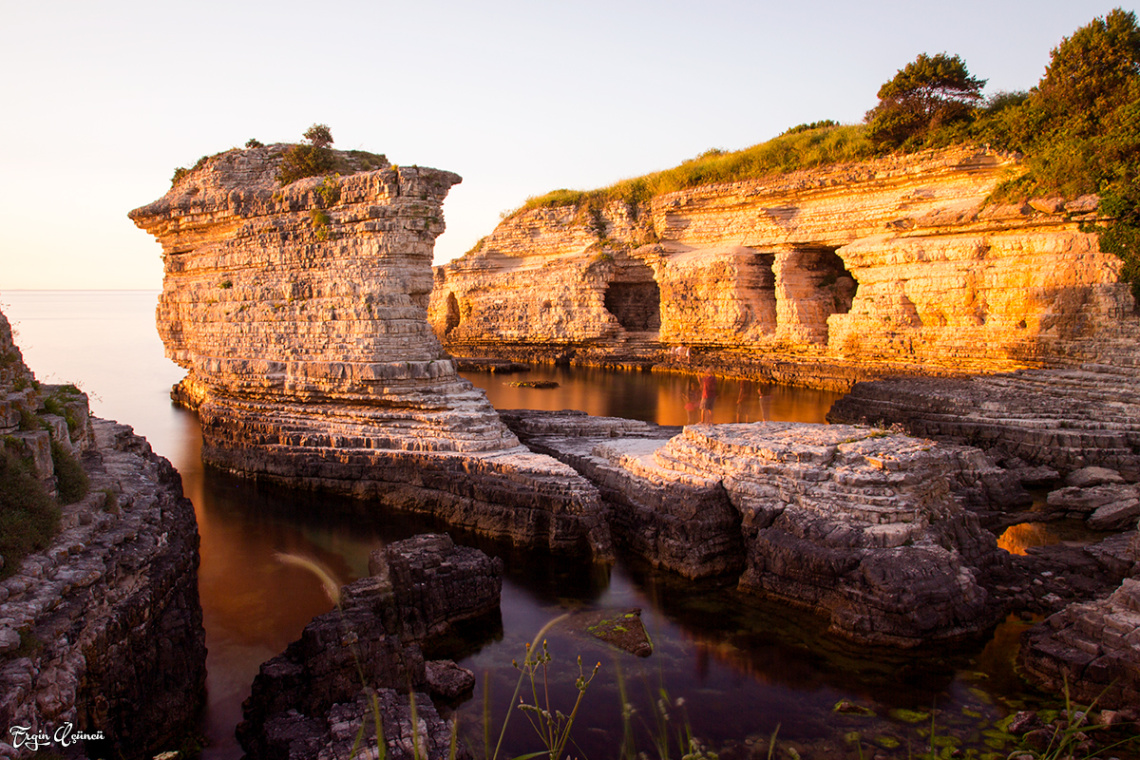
[430,147,1135,387]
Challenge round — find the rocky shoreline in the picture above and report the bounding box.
[0,308,206,760]
[237,534,500,760]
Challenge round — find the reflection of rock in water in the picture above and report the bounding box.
[997,522,1061,555]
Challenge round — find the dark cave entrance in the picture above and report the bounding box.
[603,261,661,333]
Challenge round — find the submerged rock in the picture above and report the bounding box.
[238,534,501,760]
[575,608,653,657]
[129,146,611,558]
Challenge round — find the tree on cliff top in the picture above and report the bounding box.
[1034,8,1140,136]
[867,53,985,150]
[984,8,1140,305]
[303,123,334,149]
[277,123,337,185]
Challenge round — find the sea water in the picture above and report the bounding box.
[2,291,1046,760]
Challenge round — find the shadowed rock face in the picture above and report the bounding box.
[1,305,206,760]
[130,147,611,557]
[502,411,1014,647]
[430,148,1134,386]
[1020,576,1140,711]
[237,534,500,760]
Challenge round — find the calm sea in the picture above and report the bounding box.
[1,291,1042,760]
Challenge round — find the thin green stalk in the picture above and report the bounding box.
[491,614,569,760]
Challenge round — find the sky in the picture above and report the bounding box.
[1,0,1136,290]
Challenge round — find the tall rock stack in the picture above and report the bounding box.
[129,146,610,557]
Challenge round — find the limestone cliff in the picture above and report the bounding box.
[430,147,1134,387]
[129,146,611,557]
[0,307,206,760]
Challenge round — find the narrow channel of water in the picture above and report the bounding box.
[2,291,1063,760]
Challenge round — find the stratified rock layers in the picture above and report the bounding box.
[238,534,500,760]
[828,366,1140,480]
[130,147,610,556]
[503,411,1007,646]
[0,305,206,760]
[431,148,1134,385]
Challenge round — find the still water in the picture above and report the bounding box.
[3,291,1055,759]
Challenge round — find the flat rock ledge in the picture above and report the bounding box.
[828,364,1140,481]
[237,534,501,760]
[502,411,1013,647]
[0,420,207,760]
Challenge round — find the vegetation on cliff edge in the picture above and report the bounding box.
[512,8,1140,304]
[0,446,61,580]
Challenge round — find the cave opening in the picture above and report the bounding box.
[603,261,661,333]
[774,246,858,343]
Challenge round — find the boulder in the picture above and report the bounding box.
[1020,578,1140,710]
[238,534,501,760]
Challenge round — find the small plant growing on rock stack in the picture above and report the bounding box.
[310,209,332,240]
[278,123,337,185]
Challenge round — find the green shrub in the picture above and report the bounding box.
[316,175,341,207]
[311,209,332,240]
[245,138,264,148]
[0,446,61,579]
[278,124,337,185]
[51,440,88,504]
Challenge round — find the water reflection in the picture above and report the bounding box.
[461,365,843,426]
[3,293,1070,760]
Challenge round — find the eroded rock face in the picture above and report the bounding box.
[130,147,611,557]
[431,148,1133,386]
[1020,576,1140,711]
[237,534,500,760]
[0,420,206,760]
[503,411,1010,646]
[1,305,206,760]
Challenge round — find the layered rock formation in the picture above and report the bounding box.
[828,364,1140,480]
[431,147,1134,387]
[1020,574,1140,711]
[130,146,610,557]
[0,308,206,760]
[1,310,92,496]
[238,534,500,760]
[502,411,1013,646]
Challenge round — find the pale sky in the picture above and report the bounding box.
[2,0,1135,289]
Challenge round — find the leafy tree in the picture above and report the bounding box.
[867,53,985,149]
[303,124,334,148]
[1033,8,1140,135]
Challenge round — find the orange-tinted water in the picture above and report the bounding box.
[3,292,1085,760]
